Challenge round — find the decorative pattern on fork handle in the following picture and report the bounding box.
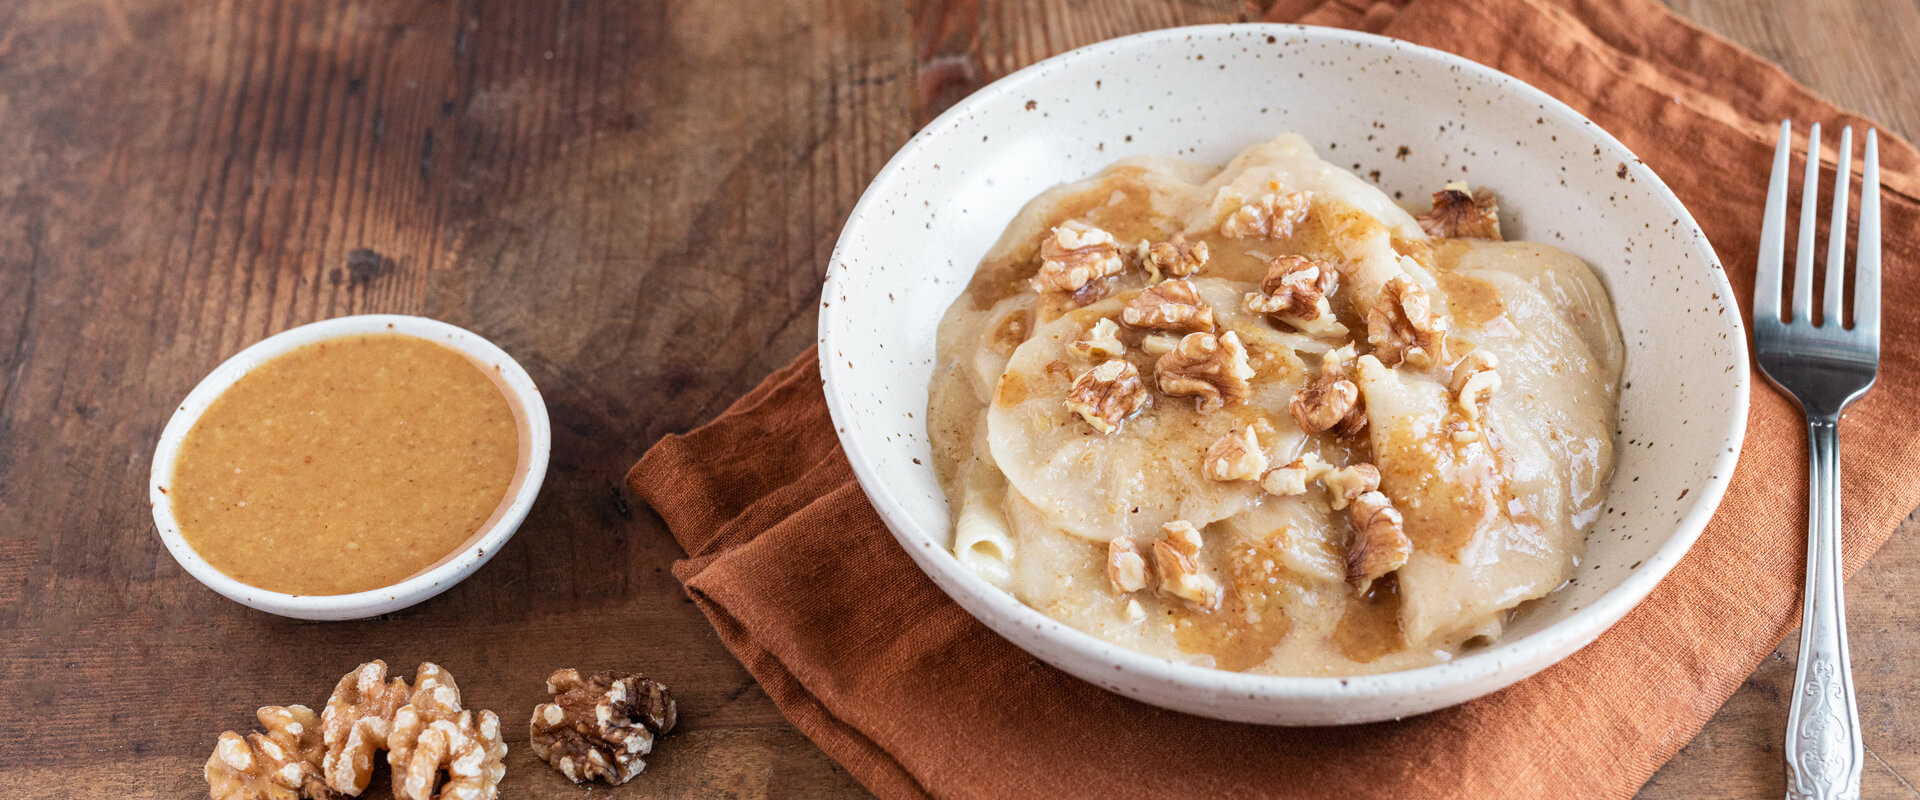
[1789,659,1858,800]
[1785,418,1861,800]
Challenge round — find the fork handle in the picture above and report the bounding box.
[1784,416,1863,800]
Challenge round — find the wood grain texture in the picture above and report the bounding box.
[0,0,1913,797]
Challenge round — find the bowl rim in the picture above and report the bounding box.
[820,22,1748,704]
[148,313,552,621]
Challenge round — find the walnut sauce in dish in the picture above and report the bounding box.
[171,334,520,596]
[150,314,551,620]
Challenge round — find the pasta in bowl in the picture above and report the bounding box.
[929,135,1623,676]
[817,24,1744,724]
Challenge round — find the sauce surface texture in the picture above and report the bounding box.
[171,334,519,595]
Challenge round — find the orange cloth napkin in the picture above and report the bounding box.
[629,0,1920,796]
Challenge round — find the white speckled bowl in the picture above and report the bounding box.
[150,314,551,621]
[818,24,1746,725]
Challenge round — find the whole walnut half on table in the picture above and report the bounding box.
[530,668,679,785]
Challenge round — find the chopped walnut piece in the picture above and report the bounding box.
[1416,182,1503,240]
[1366,275,1450,368]
[1140,332,1180,357]
[1221,191,1312,240]
[1106,537,1149,593]
[1153,521,1222,610]
[206,706,334,800]
[1155,331,1256,412]
[1202,424,1269,482]
[321,661,412,796]
[1069,318,1126,361]
[1289,378,1361,436]
[1065,359,1151,433]
[385,663,476,800]
[1260,452,1330,496]
[1244,255,1347,337]
[1290,347,1366,437]
[1123,598,1147,623]
[1325,343,1358,371]
[1262,255,1335,298]
[1323,463,1381,511]
[1450,349,1501,421]
[1030,220,1126,294]
[1346,491,1411,592]
[1145,234,1210,280]
[388,710,505,800]
[1121,279,1215,334]
[530,669,678,787]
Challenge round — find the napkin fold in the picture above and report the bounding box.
[630,0,1920,796]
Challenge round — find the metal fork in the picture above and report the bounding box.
[1754,120,1881,800]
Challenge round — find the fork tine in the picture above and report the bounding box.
[1756,120,1791,324]
[1823,127,1853,327]
[1793,123,1822,322]
[1856,128,1880,340]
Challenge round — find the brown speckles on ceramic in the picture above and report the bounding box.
[817,23,1746,726]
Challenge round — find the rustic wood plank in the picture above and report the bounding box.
[1667,0,1920,144]
[0,0,921,795]
[1,0,1916,798]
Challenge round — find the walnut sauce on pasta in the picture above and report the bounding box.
[927,135,1623,676]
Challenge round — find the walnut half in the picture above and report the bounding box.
[530,669,678,786]
[320,661,411,796]
[1289,346,1366,437]
[1156,331,1256,413]
[313,661,505,800]
[1144,234,1210,280]
[1346,491,1411,592]
[1030,220,1126,294]
[1153,521,1222,611]
[1416,182,1503,240]
[385,663,501,800]
[1366,275,1449,368]
[1244,255,1347,338]
[1065,359,1151,434]
[1121,279,1215,334]
[390,711,506,800]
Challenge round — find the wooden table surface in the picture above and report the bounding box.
[3,0,1916,797]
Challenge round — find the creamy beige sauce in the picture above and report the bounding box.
[171,334,521,596]
[928,135,1624,676]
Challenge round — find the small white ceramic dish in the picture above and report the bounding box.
[149,314,551,621]
[819,24,1748,724]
